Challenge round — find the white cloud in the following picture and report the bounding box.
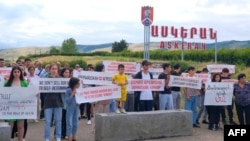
[0,0,250,48]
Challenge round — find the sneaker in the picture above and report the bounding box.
[202,120,209,124]
[34,119,39,123]
[222,120,227,125]
[87,120,92,125]
[40,118,45,121]
[45,139,49,141]
[56,138,61,141]
[120,108,127,114]
[116,109,121,114]
[193,124,200,128]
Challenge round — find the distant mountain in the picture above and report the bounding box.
[76,43,113,52]
[205,40,250,49]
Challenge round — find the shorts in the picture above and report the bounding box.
[116,92,127,102]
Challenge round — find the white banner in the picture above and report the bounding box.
[75,85,121,103]
[74,71,113,85]
[127,79,164,91]
[204,82,234,105]
[0,75,4,86]
[103,60,140,74]
[168,75,202,89]
[181,73,211,83]
[221,79,238,83]
[207,64,235,73]
[149,68,162,79]
[0,87,37,119]
[38,78,69,93]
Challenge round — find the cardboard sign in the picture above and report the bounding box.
[103,60,140,74]
[207,64,235,73]
[75,85,121,103]
[204,82,233,105]
[38,78,69,93]
[127,79,164,91]
[0,87,38,119]
[169,75,202,89]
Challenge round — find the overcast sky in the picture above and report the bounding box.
[0,0,250,48]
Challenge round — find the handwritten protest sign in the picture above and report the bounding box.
[74,71,113,85]
[207,64,235,73]
[221,79,238,83]
[204,82,233,105]
[168,75,202,89]
[38,78,69,93]
[103,60,140,74]
[75,85,121,103]
[0,75,4,86]
[0,67,11,80]
[181,73,211,83]
[149,68,162,78]
[0,87,37,119]
[127,79,164,91]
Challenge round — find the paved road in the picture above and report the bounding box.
[23,118,223,141]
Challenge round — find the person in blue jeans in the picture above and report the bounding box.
[184,66,200,128]
[43,63,64,141]
[65,77,80,141]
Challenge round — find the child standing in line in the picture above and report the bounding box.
[65,77,80,141]
[112,64,128,114]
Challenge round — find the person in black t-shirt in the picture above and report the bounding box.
[158,63,173,110]
[171,63,181,109]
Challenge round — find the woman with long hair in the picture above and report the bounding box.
[206,73,222,130]
[65,77,80,141]
[4,66,28,141]
[43,63,64,141]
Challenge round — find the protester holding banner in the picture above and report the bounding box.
[43,63,64,141]
[134,60,154,111]
[158,63,173,110]
[206,73,222,130]
[170,63,181,109]
[233,73,250,125]
[220,68,237,125]
[196,68,209,124]
[112,64,128,114]
[4,66,28,141]
[57,68,71,139]
[65,77,80,141]
[94,64,110,113]
[183,66,200,128]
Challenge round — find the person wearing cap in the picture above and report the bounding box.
[134,60,154,111]
[220,68,237,125]
[196,67,209,124]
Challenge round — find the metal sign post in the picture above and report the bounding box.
[141,6,153,60]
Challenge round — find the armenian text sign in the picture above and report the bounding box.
[204,82,233,105]
[127,79,164,91]
[168,75,202,89]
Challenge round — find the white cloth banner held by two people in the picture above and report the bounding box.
[38,78,70,93]
[204,82,234,106]
[126,79,164,91]
[0,87,38,119]
[75,85,121,103]
[168,75,202,89]
[73,70,113,85]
